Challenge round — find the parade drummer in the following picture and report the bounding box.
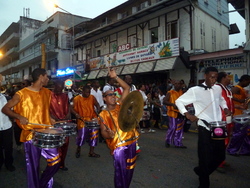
[2,68,60,188]
[73,84,101,158]
[99,67,139,188]
[175,67,231,188]
[50,79,71,171]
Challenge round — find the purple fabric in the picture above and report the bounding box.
[113,142,137,188]
[166,117,185,146]
[76,127,99,147]
[24,140,60,188]
[227,123,250,155]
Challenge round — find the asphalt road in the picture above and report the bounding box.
[0,125,249,188]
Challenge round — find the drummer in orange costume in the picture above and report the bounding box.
[2,68,60,188]
[99,67,139,188]
[73,85,101,158]
[231,75,250,115]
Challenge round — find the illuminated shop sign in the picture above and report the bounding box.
[56,67,75,77]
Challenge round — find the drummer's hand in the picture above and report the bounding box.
[18,116,28,125]
[106,128,115,139]
[75,113,81,119]
[224,108,231,116]
[185,112,198,122]
[50,118,56,125]
[108,67,117,79]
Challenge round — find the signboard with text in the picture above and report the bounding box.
[87,38,179,70]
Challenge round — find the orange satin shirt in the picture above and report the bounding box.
[167,89,183,118]
[99,102,139,154]
[73,94,97,129]
[14,87,52,142]
[233,85,247,115]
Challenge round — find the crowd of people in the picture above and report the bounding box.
[0,66,250,188]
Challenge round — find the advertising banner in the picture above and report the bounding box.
[87,38,179,70]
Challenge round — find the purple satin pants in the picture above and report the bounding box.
[166,117,185,146]
[24,140,60,188]
[113,142,137,188]
[227,123,250,155]
[76,127,99,147]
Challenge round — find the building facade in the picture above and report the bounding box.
[0,0,241,87]
[73,0,230,85]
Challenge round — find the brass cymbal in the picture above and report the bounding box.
[118,91,144,132]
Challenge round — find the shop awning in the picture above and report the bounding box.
[136,61,156,73]
[97,68,108,78]
[121,63,139,75]
[87,70,100,80]
[113,65,124,75]
[154,57,177,71]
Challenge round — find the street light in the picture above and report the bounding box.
[54,4,75,66]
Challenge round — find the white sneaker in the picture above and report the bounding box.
[148,129,156,133]
[140,129,145,133]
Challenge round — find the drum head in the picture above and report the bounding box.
[209,121,226,127]
[233,114,250,124]
[34,128,64,134]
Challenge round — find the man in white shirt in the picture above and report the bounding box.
[118,75,136,94]
[0,93,15,172]
[91,80,104,109]
[102,77,116,93]
[175,67,231,188]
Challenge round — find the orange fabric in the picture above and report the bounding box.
[14,87,52,142]
[99,102,139,153]
[233,85,247,115]
[73,95,97,129]
[167,90,183,118]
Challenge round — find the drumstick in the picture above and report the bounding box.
[29,122,52,127]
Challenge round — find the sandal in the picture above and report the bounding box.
[88,153,100,158]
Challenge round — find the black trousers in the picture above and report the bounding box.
[196,126,225,188]
[13,121,22,146]
[0,127,14,168]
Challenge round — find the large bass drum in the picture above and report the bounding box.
[32,128,65,148]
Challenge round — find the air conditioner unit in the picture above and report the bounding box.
[132,7,138,14]
[140,1,149,10]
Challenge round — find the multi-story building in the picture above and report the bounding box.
[1,0,246,87]
[73,0,231,85]
[0,12,90,85]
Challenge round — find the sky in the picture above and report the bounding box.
[0,0,246,49]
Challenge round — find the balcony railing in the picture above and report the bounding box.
[0,33,19,48]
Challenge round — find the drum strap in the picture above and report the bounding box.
[200,119,211,129]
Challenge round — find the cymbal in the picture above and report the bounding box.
[118,91,144,132]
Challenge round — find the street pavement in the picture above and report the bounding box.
[0,125,249,188]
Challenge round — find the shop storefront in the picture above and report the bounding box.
[190,47,248,86]
[83,38,190,86]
